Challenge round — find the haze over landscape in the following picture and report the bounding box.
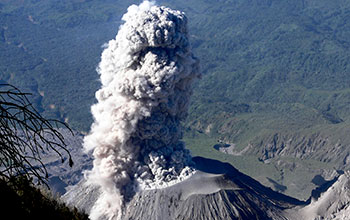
[2,0,350,219]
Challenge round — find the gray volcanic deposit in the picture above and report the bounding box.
[62,1,350,220]
[64,156,304,220]
[62,1,303,220]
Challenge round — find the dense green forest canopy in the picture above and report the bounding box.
[1,0,350,149]
[2,0,350,199]
[0,0,350,131]
[1,0,349,132]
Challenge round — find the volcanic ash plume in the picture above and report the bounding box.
[83,1,200,219]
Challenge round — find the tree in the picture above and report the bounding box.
[0,84,73,185]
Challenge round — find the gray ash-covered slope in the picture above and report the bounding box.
[55,139,350,220]
[124,157,303,220]
[297,171,350,220]
[64,156,303,220]
[28,128,92,195]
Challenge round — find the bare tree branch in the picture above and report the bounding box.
[0,84,74,185]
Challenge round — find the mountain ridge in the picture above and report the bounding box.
[2,0,350,201]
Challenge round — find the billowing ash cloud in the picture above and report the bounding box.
[83,1,200,219]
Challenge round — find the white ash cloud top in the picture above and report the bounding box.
[83,1,200,219]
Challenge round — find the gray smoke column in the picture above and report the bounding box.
[83,1,200,219]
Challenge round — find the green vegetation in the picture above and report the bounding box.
[0,84,86,218]
[0,176,88,220]
[2,0,350,199]
[0,0,134,130]
[183,131,280,178]
[3,0,350,134]
[183,130,335,200]
[0,84,73,183]
[181,0,350,135]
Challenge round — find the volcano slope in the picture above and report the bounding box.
[60,1,350,219]
[122,156,305,220]
[63,156,303,220]
[64,156,350,220]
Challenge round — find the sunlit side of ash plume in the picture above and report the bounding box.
[82,1,200,219]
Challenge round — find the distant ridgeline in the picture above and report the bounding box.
[2,0,350,200]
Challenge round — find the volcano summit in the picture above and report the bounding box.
[62,2,350,220]
[77,1,200,219]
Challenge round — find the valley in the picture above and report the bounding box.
[2,0,350,202]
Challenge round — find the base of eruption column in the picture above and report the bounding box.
[63,157,304,220]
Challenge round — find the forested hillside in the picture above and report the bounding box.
[2,0,350,199]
